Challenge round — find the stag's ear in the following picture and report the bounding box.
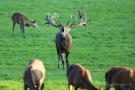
[33,20,36,23]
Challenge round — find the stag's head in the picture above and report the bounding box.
[44,10,91,34]
[60,26,69,38]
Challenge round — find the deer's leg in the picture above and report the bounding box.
[68,84,72,90]
[66,51,70,69]
[57,49,60,68]
[12,23,15,35]
[74,85,79,90]
[41,83,44,90]
[105,82,111,90]
[38,75,45,90]
[58,54,60,68]
[24,84,28,90]
[60,53,64,70]
[20,24,25,36]
[115,87,123,90]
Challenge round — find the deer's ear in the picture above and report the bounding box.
[33,20,36,23]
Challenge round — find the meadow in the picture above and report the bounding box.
[0,0,135,90]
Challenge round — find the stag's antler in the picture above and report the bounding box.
[65,10,91,29]
[77,10,91,26]
[45,12,62,27]
[44,10,91,29]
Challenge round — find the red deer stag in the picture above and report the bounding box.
[23,59,45,90]
[12,12,38,36]
[105,66,135,90]
[67,64,103,90]
[44,10,91,69]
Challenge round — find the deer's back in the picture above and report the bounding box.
[67,64,97,90]
[29,59,45,73]
[12,12,27,24]
[23,59,45,90]
[67,64,85,84]
[106,66,135,90]
[67,64,84,76]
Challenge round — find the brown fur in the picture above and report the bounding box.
[12,12,38,36]
[67,64,102,90]
[23,59,45,90]
[105,66,135,90]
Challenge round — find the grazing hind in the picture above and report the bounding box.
[105,66,135,90]
[67,64,102,90]
[23,59,45,90]
[12,12,38,36]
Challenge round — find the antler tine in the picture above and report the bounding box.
[66,15,77,29]
[51,13,60,26]
[56,14,62,26]
[44,12,50,26]
[46,12,50,17]
[66,15,72,26]
[83,11,91,22]
[76,10,84,24]
[70,15,77,27]
[83,11,88,28]
[83,11,86,20]
[77,10,82,19]
[51,13,57,20]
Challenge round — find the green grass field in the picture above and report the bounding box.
[0,0,135,90]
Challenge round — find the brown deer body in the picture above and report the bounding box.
[12,12,38,36]
[105,66,135,90]
[67,64,102,90]
[23,59,45,90]
[44,10,91,69]
[55,26,72,69]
